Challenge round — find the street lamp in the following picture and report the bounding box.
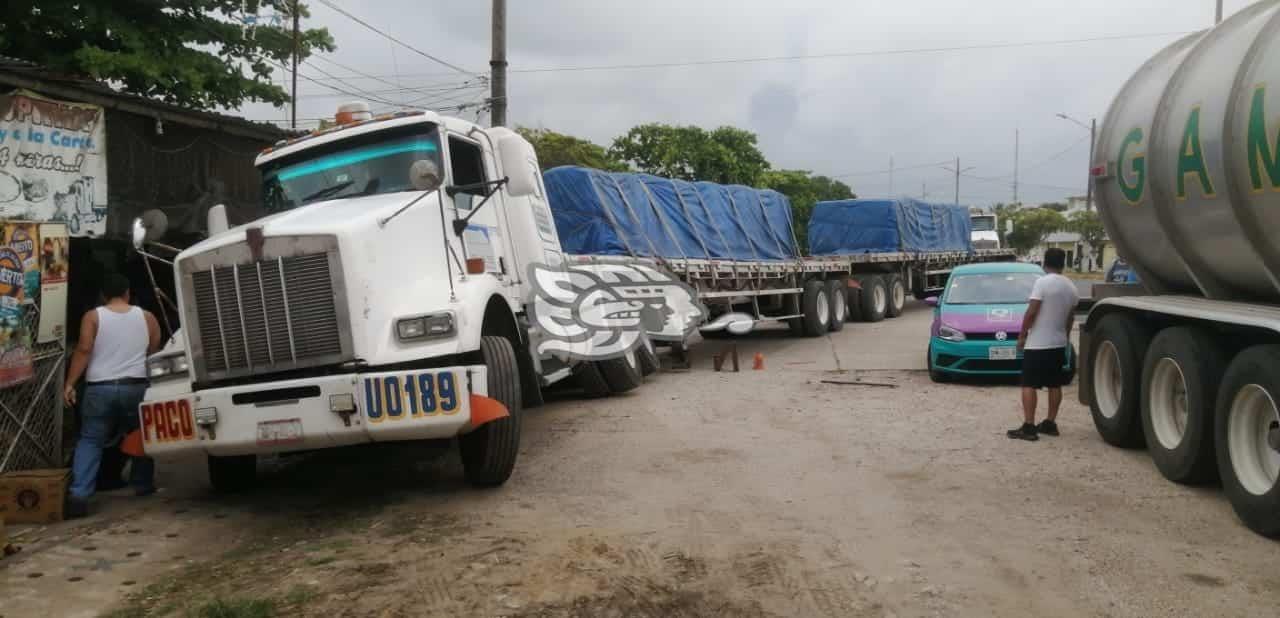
[1057,112,1096,211]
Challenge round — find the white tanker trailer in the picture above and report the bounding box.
[1080,0,1280,537]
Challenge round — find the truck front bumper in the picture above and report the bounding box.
[139,364,487,459]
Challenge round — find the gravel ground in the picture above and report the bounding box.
[3,300,1277,617]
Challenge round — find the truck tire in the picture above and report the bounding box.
[208,454,257,493]
[800,280,831,337]
[460,336,523,487]
[845,288,863,322]
[885,274,907,318]
[637,338,659,376]
[1088,314,1150,448]
[1214,345,1280,538]
[573,361,612,398]
[826,279,847,332]
[856,275,887,323]
[597,348,643,394]
[1139,327,1225,484]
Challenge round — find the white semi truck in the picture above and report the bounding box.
[1080,0,1280,537]
[134,104,1014,492]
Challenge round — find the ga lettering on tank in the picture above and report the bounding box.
[363,371,460,422]
[140,400,196,443]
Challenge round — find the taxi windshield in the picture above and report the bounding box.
[945,272,1040,305]
[260,124,442,214]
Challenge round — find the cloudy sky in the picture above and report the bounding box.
[237,0,1250,207]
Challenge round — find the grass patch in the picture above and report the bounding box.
[305,538,354,554]
[101,607,147,618]
[283,584,319,605]
[189,597,276,618]
[305,555,336,567]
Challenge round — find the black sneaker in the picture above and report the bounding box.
[65,497,89,519]
[1037,420,1060,436]
[1007,423,1039,441]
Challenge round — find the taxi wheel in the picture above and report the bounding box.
[461,336,523,487]
[208,454,257,493]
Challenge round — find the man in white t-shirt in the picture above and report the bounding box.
[1009,248,1079,441]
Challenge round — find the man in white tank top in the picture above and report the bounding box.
[64,273,161,517]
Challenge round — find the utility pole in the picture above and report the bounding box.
[941,158,976,205]
[922,182,927,199]
[1086,118,1096,211]
[1013,129,1020,204]
[1216,0,1224,24]
[490,0,508,127]
[889,156,895,196]
[291,1,299,129]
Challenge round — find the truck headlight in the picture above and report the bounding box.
[396,312,455,342]
[147,353,190,381]
[938,325,966,342]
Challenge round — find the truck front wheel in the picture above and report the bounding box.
[208,454,257,493]
[1088,314,1149,448]
[460,336,523,487]
[1215,345,1280,538]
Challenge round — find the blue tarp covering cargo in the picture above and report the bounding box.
[543,166,798,261]
[807,198,973,255]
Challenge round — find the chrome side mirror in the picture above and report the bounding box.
[497,133,539,198]
[409,159,442,193]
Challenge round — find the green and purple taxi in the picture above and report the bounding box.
[925,262,1046,382]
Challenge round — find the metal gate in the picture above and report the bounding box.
[0,298,65,473]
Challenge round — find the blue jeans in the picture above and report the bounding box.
[70,383,154,500]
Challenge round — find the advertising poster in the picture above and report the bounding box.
[0,90,108,237]
[37,222,67,343]
[0,222,34,387]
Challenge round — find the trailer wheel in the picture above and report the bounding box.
[856,275,887,323]
[1088,314,1150,448]
[637,337,659,376]
[1140,327,1225,484]
[1215,345,1280,537]
[826,279,847,332]
[460,336,523,487]
[885,274,907,318]
[596,347,644,394]
[208,454,257,493]
[800,280,831,337]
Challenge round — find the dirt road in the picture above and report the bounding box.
[4,301,1277,617]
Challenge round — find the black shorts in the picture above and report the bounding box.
[1021,347,1070,389]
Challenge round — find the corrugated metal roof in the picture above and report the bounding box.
[0,55,291,142]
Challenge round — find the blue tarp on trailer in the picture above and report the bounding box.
[808,198,973,255]
[544,166,798,260]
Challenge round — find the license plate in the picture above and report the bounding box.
[257,418,303,446]
[989,346,1016,360]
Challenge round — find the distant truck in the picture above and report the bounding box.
[969,211,1001,250]
[1079,1,1280,537]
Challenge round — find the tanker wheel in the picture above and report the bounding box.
[1215,345,1280,537]
[800,280,831,337]
[856,275,887,323]
[637,338,659,376]
[596,348,644,394]
[1088,314,1150,448]
[1139,327,1224,484]
[885,274,907,318]
[460,336,523,487]
[826,279,847,332]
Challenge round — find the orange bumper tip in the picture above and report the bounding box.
[121,429,145,457]
[469,394,509,429]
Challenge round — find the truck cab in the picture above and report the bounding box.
[969,212,1000,250]
[136,105,569,490]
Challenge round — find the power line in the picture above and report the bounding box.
[313,0,480,76]
[832,159,952,178]
[505,31,1191,74]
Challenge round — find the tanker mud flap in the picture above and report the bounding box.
[361,366,487,441]
[1078,329,1093,405]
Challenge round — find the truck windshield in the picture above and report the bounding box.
[971,216,996,232]
[945,272,1040,305]
[260,124,442,214]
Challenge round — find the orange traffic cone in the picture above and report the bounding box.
[753,352,765,370]
[120,429,146,457]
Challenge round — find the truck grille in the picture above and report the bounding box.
[187,249,349,382]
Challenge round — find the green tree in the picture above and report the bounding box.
[515,127,625,171]
[1068,209,1108,271]
[1042,201,1069,212]
[991,202,1021,247]
[759,170,855,253]
[609,123,769,185]
[1006,208,1067,256]
[0,1,334,110]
